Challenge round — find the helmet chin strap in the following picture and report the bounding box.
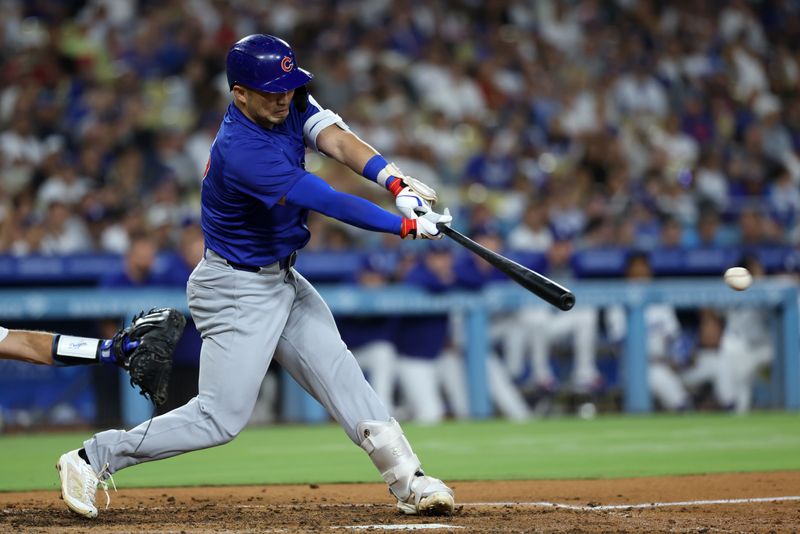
[293,86,309,112]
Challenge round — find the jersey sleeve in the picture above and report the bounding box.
[228,142,308,208]
[302,94,351,155]
[284,172,402,234]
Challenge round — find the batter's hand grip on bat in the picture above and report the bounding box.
[437,223,576,311]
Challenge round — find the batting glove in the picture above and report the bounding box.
[385,169,438,219]
[401,207,452,239]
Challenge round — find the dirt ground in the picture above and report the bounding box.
[2,472,799,533]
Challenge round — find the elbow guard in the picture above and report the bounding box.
[303,95,351,154]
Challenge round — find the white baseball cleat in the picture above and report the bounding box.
[56,449,112,518]
[395,472,455,516]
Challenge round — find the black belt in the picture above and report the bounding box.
[226,251,297,272]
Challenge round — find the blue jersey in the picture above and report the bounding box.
[201,98,323,266]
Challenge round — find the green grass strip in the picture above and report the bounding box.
[1,412,798,492]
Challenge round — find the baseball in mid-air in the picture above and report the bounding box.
[724,267,753,291]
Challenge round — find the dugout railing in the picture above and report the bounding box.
[0,279,797,426]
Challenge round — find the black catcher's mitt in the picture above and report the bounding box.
[113,307,186,406]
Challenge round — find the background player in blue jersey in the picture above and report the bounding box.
[57,34,455,519]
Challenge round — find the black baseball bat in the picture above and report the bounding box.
[437,224,576,311]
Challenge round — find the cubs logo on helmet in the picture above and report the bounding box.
[226,34,313,93]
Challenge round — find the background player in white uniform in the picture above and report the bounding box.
[56,34,455,519]
[681,308,773,414]
[510,306,601,394]
[703,256,772,413]
[446,228,531,420]
[606,252,691,411]
[458,226,600,396]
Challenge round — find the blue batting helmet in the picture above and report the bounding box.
[226,34,313,93]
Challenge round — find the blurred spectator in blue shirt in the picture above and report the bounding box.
[507,200,554,253]
[463,132,517,191]
[100,232,159,288]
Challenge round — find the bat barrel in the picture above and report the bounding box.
[559,292,576,311]
[437,223,576,311]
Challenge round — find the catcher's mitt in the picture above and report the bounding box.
[112,307,186,406]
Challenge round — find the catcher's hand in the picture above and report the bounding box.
[112,307,186,406]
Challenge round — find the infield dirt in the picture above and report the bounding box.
[2,471,799,533]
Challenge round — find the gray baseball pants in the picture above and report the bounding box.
[84,250,390,475]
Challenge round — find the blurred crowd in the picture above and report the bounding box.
[0,0,799,264]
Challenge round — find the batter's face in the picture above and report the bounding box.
[233,86,295,129]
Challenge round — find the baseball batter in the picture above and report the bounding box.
[57,34,455,519]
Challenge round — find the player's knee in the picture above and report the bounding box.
[198,398,249,444]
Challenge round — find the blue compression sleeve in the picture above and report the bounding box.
[285,173,403,235]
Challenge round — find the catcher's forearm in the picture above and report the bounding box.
[50,326,128,366]
[0,329,55,365]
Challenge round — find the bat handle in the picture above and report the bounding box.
[437,223,455,236]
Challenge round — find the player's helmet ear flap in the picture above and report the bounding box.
[226,34,314,94]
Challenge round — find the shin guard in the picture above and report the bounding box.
[356,418,420,500]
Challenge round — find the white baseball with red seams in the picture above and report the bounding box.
[724,267,753,291]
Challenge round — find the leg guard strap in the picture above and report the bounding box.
[360,418,408,453]
[357,418,421,498]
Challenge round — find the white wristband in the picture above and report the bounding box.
[0,326,8,344]
[56,335,100,360]
[377,162,404,188]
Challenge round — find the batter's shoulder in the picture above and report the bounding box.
[227,138,287,171]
